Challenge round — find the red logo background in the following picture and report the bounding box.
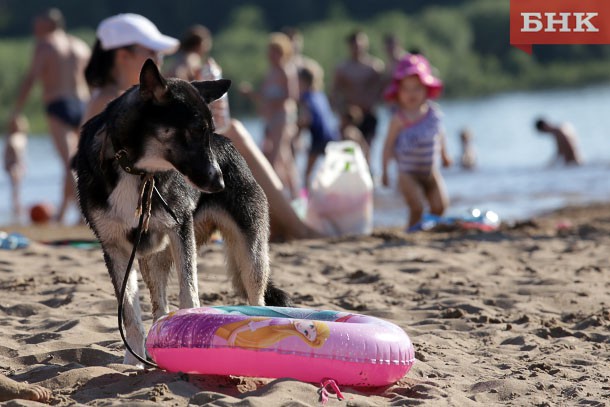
[510,0,610,53]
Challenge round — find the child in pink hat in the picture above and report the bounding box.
[381,53,452,229]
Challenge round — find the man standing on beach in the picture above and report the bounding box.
[9,8,91,223]
[331,30,385,153]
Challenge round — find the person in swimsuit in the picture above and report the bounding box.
[459,127,477,170]
[10,8,91,223]
[3,116,29,220]
[534,118,583,166]
[297,66,339,187]
[382,33,408,90]
[165,24,210,81]
[382,54,452,229]
[331,30,385,156]
[165,24,231,133]
[82,13,179,125]
[240,32,300,198]
[282,26,325,91]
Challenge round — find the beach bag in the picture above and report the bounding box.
[306,140,373,236]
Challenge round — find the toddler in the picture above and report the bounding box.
[381,54,451,229]
[296,66,339,186]
[3,115,28,219]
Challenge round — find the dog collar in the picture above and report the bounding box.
[109,130,147,176]
[114,149,148,176]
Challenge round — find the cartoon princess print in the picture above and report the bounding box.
[214,317,330,348]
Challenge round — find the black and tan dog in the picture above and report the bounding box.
[73,59,289,365]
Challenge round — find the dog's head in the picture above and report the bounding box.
[111,59,230,193]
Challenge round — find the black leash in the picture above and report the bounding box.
[117,174,179,368]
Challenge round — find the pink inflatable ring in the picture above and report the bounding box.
[146,306,415,387]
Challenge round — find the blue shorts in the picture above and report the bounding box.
[45,98,85,128]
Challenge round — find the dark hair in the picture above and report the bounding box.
[298,67,314,87]
[534,118,547,131]
[39,8,65,30]
[383,33,398,45]
[85,39,124,88]
[280,26,303,42]
[179,24,211,53]
[346,29,366,44]
[281,26,300,39]
[281,26,303,51]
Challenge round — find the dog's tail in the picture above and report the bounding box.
[264,280,292,307]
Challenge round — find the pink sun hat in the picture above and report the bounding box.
[384,53,443,101]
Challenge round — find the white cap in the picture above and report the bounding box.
[97,13,179,54]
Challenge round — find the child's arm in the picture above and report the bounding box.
[382,115,401,186]
[296,101,311,139]
[439,132,452,168]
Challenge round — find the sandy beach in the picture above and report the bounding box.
[0,202,609,406]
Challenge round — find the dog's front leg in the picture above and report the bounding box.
[169,220,200,309]
[102,248,147,367]
[139,250,172,321]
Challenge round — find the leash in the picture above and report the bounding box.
[115,159,180,368]
[118,188,157,368]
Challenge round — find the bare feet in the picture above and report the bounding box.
[0,374,52,403]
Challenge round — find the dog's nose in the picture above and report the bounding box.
[207,164,225,192]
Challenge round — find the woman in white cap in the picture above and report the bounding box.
[82,13,179,123]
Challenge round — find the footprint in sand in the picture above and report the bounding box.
[22,332,62,344]
[0,303,48,317]
[346,270,380,284]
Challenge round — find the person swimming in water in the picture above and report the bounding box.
[534,118,583,166]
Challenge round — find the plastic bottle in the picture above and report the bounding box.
[0,231,30,250]
[200,58,231,134]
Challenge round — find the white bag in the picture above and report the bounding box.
[306,141,374,236]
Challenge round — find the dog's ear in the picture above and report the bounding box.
[191,79,231,104]
[139,59,168,102]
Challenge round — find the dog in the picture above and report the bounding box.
[73,59,290,365]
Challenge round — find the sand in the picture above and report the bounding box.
[0,203,609,406]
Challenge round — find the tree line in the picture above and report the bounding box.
[1,0,610,132]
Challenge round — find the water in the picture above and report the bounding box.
[2,84,610,227]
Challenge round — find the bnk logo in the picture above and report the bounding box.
[510,0,609,54]
[521,12,599,32]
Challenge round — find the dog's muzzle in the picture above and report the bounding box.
[206,163,225,193]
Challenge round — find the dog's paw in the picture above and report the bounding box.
[123,351,146,369]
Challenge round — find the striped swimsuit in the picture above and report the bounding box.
[394,103,443,176]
